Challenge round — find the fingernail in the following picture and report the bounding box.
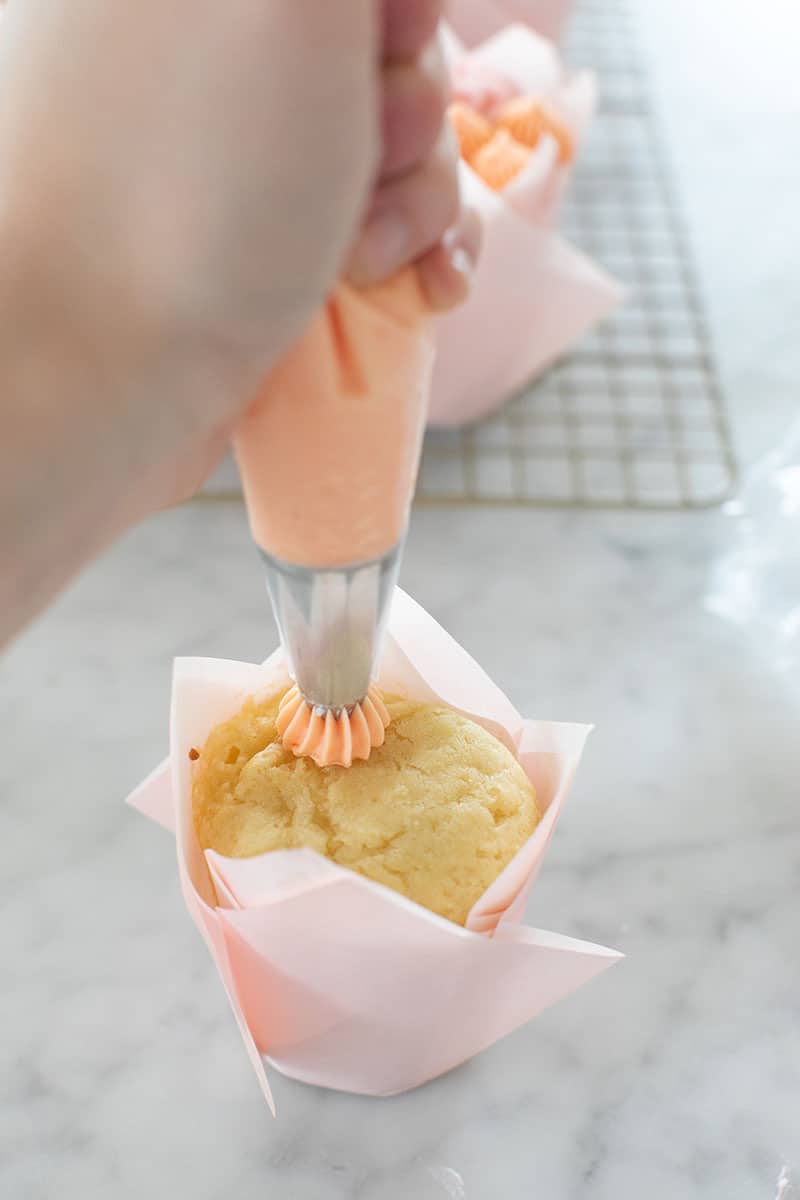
[350,211,410,284]
[448,245,475,280]
[442,227,477,279]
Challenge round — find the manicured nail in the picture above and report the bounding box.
[442,226,477,280]
[448,245,474,280]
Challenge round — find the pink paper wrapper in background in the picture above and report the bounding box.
[446,0,575,45]
[430,24,623,427]
[127,592,620,1108]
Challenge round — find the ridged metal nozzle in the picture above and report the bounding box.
[259,543,402,712]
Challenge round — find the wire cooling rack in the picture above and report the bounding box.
[201,0,736,510]
[416,0,736,510]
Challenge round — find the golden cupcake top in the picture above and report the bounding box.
[192,688,540,926]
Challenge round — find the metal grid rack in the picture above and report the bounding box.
[416,0,737,510]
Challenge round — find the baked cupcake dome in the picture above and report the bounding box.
[192,689,539,925]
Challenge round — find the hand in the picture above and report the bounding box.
[0,0,477,644]
[0,1,379,382]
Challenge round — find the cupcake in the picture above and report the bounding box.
[429,23,622,428]
[128,590,617,1103]
[192,689,540,926]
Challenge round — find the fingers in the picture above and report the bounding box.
[347,123,460,285]
[416,206,481,311]
[349,6,477,296]
[382,0,442,59]
[380,39,447,177]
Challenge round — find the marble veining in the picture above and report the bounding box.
[2,0,800,1195]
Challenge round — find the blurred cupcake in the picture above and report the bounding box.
[429,23,622,428]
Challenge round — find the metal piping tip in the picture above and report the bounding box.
[259,542,402,711]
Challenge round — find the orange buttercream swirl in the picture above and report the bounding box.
[496,97,575,165]
[276,684,391,768]
[472,128,531,190]
[448,95,575,193]
[448,101,494,162]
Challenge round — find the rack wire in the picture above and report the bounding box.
[416,0,736,509]
[201,0,736,510]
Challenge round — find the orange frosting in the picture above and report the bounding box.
[495,96,547,150]
[471,129,530,190]
[234,269,432,568]
[448,102,493,163]
[496,96,575,164]
[451,95,576,193]
[276,684,391,768]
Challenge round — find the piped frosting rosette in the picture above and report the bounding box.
[276,684,390,769]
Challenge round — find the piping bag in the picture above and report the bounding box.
[232,268,433,768]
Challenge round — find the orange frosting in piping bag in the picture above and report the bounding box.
[233,268,432,767]
[276,684,391,769]
[234,268,432,569]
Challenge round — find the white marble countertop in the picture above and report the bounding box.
[2,1,799,1197]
